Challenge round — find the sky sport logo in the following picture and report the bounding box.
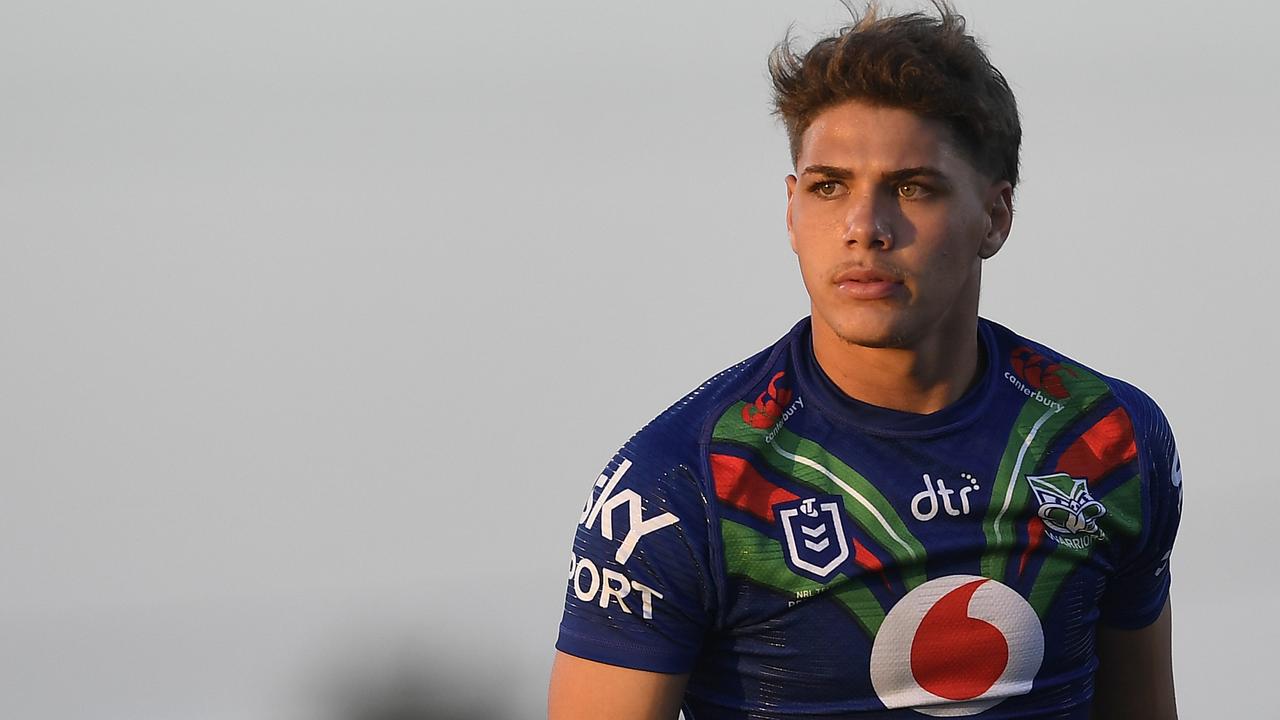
[1004,346,1077,413]
[870,575,1044,717]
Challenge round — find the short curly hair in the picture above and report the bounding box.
[769,1,1021,189]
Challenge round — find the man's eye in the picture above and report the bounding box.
[811,181,844,197]
[897,183,928,199]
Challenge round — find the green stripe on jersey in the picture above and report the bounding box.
[1098,473,1144,541]
[714,402,927,590]
[981,362,1112,585]
[1029,474,1142,616]
[721,518,886,637]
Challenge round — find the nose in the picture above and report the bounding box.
[842,189,894,250]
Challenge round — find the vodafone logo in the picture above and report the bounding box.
[870,575,1043,717]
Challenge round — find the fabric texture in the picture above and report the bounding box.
[556,317,1182,719]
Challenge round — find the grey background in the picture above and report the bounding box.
[1,0,1275,717]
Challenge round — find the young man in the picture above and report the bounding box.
[549,4,1181,719]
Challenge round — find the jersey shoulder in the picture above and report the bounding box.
[616,321,802,470]
[983,317,1174,442]
[985,317,1182,628]
[556,322,803,672]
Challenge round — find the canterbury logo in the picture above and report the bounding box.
[1009,347,1076,401]
[743,371,793,429]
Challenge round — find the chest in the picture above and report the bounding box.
[696,400,1143,716]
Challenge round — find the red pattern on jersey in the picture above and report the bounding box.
[1055,407,1138,483]
[1018,517,1046,577]
[1017,407,1137,575]
[852,537,894,590]
[710,453,797,523]
[711,454,894,588]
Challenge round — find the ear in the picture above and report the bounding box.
[785,174,798,254]
[978,181,1014,259]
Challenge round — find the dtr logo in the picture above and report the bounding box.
[870,575,1044,717]
[911,473,981,521]
[1009,346,1075,401]
[774,495,850,582]
[743,371,794,429]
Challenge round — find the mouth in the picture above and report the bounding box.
[832,267,904,300]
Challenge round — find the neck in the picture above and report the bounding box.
[810,314,983,415]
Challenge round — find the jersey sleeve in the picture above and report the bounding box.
[1098,382,1184,629]
[555,432,718,673]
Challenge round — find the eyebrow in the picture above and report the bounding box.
[801,164,952,185]
[801,164,854,179]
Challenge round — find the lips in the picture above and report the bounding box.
[833,266,903,300]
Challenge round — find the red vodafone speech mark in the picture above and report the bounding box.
[910,579,1009,701]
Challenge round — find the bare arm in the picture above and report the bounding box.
[548,651,689,720]
[1091,598,1177,720]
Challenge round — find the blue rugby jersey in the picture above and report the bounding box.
[557,317,1181,719]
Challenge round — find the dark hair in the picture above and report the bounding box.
[769,1,1021,189]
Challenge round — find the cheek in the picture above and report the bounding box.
[792,196,846,233]
[916,221,983,286]
[792,240,835,294]
[793,244,821,282]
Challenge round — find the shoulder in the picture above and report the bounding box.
[985,323,1187,629]
[577,320,805,560]
[613,320,804,471]
[557,322,806,671]
[984,317,1173,432]
[984,317,1180,504]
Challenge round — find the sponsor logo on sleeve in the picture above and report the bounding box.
[579,459,680,564]
[1171,448,1183,514]
[571,459,681,619]
[568,552,665,619]
[1156,447,1182,576]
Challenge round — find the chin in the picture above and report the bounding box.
[819,307,916,349]
[833,327,911,349]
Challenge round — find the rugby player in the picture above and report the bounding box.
[549,3,1181,718]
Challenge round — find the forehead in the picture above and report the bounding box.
[797,100,969,173]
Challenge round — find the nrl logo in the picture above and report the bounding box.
[1025,473,1107,538]
[774,495,850,582]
